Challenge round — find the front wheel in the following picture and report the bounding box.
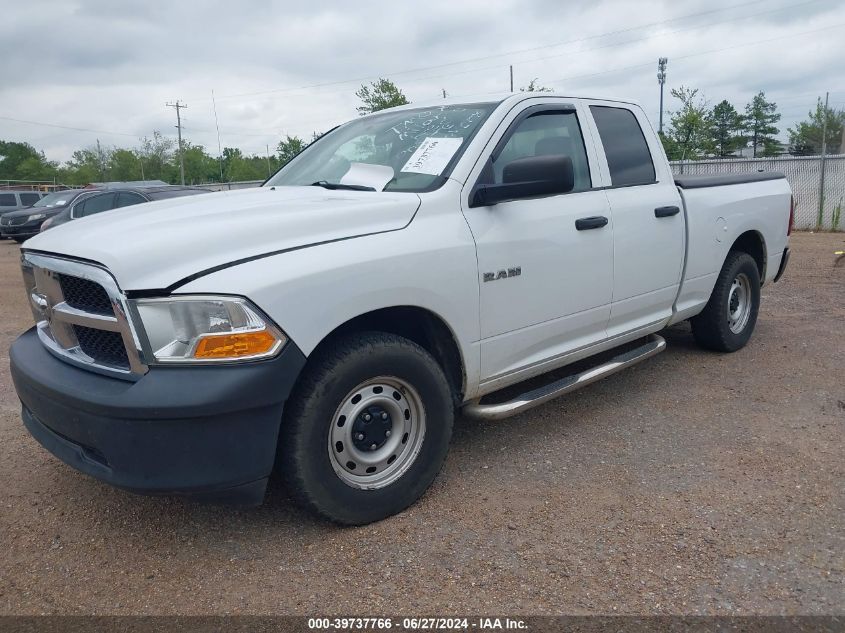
[279,332,454,525]
[691,251,761,352]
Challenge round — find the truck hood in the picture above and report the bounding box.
[23,186,420,290]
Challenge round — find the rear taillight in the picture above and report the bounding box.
[788,195,794,236]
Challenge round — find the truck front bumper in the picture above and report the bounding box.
[10,327,306,505]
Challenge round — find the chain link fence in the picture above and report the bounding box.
[670,154,845,231]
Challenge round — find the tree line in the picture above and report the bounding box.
[2,78,842,187]
[661,87,844,161]
[0,79,409,187]
[0,133,313,188]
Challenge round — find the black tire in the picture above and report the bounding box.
[13,237,26,244]
[280,332,454,525]
[691,251,761,352]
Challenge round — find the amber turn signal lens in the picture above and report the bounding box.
[193,329,278,359]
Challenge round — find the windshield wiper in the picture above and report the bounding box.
[310,181,376,192]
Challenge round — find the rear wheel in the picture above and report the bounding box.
[280,332,454,525]
[691,251,761,352]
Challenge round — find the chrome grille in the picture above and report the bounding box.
[72,325,130,369]
[8,215,29,226]
[21,253,147,380]
[59,274,113,314]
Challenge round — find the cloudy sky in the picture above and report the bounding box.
[1,0,843,162]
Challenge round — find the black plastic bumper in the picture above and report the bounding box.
[773,247,790,283]
[10,328,306,504]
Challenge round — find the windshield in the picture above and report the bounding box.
[32,190,83,208]
[265,103,498,193]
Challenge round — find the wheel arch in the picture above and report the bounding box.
[308,305,466,406]
[728,230,767,282]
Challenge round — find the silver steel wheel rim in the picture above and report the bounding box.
[328,376,426,490]
[727,272,752,334]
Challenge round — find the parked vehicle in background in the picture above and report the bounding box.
[10,94,793,524]
[0,190,88,242]
[89,180,170,189]
[0,191,46,238]
[41,186,211,231]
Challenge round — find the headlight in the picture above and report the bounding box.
[27,213,47,222]
[132,296,286,363]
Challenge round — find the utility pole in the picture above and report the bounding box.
[166,100,187,185]
[509,65,514,92]
[211,90,225,182]
[265,144,272,177]
[96,139,105,181]
[442,88,447,99]
[657,57,668,136]
[816,91,829,228]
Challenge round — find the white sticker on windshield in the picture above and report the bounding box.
[400,137,463,176]
[340,162,395,191]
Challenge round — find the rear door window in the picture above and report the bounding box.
[115,192,147,208]
[0,194,16,207]
[74,193,117,218]
[19,193,41,206]
[590,106,656,187]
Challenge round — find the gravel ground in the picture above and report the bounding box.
[0,233,842,616]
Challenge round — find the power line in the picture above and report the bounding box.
[543,21,844,87]
[412,0,822,92]
[197,0,774,102]
[0,116,139,138]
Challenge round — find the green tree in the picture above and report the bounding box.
[709,100,744,158]
[663,87,711,161]
[180,141,220,184]
[277,135,307,166]
[63,147,105,184]
[520,78,553,93]
[788,97,845,156]
[109,148,143,181]
[743,91,781,157]
[355,78,409,115]
[138,131,176,182]
[0,141,58,181]
[220,147,268,181]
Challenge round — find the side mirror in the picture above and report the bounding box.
[469,154,575,207]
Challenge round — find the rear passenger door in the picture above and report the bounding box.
[586,103,685,337]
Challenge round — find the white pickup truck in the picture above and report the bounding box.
[11,93,793,524]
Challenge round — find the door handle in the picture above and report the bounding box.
[654,205,680,218]
[575,216,608,231]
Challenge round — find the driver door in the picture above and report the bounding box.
[461,102,614,387]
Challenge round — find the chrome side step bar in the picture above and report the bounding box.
[462,334,667,420]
